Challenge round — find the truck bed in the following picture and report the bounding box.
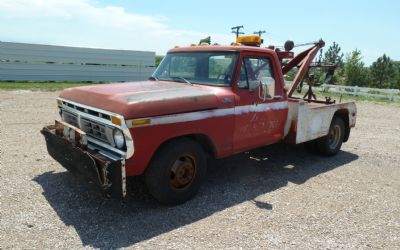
[284,98,357,144]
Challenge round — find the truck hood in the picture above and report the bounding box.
[59,81,220,119]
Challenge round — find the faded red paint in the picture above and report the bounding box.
[57,42,355,178]
[60,81,220,118]
[58,45,290,176]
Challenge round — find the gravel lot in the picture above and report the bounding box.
[0,90,399,249]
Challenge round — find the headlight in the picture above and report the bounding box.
[113,129,125,149]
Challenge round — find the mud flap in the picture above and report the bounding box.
[41,125,126,199]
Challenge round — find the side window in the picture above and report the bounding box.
[238,57,275,91]
[238,61,248,88]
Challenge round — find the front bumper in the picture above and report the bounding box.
[41,120,126,198]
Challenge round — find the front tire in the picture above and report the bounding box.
[316,116,345,156]
[145,138,207,205]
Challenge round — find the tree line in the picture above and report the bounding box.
[319,42,400,89]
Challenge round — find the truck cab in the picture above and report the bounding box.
[153,45,289,153]
[41,38,356,205]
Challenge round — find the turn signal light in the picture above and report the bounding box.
[111,116,122,126]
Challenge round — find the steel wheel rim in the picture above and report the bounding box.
[328,124,341,150]
[170,154,196,190]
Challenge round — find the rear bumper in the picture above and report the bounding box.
[41,122,126,198]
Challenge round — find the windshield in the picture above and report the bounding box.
[152,51,239,86]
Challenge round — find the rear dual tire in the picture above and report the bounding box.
[305,116,345,156]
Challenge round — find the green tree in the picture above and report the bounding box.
[369,54,397,88]
[308,42,344,85]
[394,61,400,88]
[155,55,164,67]
[323,42,344,66]
[343,49,370,86]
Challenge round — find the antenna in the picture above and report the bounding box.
[253,30,266,37]
[231,25,244,38]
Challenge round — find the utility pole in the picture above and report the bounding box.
[253,30,266,37]
[231,25,244,38]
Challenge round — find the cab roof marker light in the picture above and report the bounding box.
[236,35,263,47]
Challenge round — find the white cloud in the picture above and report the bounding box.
[0,0,233,54]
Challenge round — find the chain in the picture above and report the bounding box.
[318,48,323,63]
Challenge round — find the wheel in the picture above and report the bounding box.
[145,138,207,205]
[315,116,345,156]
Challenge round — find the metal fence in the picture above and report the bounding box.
[0,42,155,82]
[315,84,400,101]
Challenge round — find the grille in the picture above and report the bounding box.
[62,111,79,127]
[62,101,111,120]
[80,118,109,142]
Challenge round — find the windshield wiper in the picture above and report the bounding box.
[170,76,193,85]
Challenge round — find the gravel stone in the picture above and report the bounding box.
[0,90,399,249]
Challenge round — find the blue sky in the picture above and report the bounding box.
[0,0,398,65]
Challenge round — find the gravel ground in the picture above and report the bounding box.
[0,90,399,249]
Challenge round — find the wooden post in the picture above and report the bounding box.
[389,89,395,101]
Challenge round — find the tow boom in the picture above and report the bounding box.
[282,39,325,98]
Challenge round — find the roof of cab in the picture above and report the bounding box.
[169,45,276,54]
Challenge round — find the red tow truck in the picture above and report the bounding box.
[41,36,356,205]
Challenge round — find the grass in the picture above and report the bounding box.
[309,91,400,105]
[0,81,98,91]
[294,91,400,105]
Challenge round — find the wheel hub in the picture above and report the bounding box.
[170,155,196,190]
[328,124,341,150]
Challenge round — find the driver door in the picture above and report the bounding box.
[233,55,287,152]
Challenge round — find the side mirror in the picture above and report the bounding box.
[259,77,275,100]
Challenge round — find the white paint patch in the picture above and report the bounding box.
[310,115,323,134]
[234,101,288,115]
[127,101,288,128]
